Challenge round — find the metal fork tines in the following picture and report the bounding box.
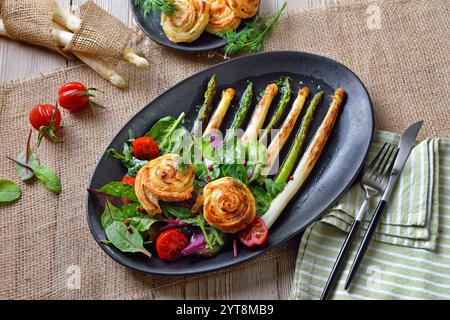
[320,142,398,300]
[355,143,398,221]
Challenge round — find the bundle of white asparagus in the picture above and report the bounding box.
[0,3,149,88]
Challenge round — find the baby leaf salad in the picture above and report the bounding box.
[90,74,346,262]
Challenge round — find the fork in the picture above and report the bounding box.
[320,143,398,300]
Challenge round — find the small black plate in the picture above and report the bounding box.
[130,0,253,52]
[87,51,373,275]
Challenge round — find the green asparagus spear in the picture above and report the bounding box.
[260,77,291,141]
[274,90,324,184]
[224,82,253,142]
[192,74,217,135]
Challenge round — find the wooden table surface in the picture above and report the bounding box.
[0,0,323,299]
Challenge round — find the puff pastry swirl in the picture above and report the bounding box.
[225,0,259,19]
[203,177,256,233]
[161,0,210,43]
[135,154,195,214]
[206,0,241,34]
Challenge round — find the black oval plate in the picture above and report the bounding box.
[130,0,254,52]
[87,51,373,275]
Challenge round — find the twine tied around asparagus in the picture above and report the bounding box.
[0,0,150,88]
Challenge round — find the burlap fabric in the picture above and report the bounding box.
[0,0,67,56]
[0,0,449,299]
[65,0,132,66]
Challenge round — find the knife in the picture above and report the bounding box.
[344,120,423,290]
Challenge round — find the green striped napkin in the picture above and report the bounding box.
[290,135,449,300]
[324,131,438,250]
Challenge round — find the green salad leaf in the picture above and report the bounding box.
[220,164,247,184]
[16,150,39,181]
[105,221,151,257]
[101,200,157,233]
[98,182,138,202]
[0,179,21,203]
[146,113,192,155]
[29,164,61,194]
[161,203,193,219]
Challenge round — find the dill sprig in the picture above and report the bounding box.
[221,2,287,55]
[133,0,177,16]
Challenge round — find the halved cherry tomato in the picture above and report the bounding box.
[120,176,136,204]
[238,217,268,247]
[58,82,97,112]
[156,229,189,261]
[29,103,62,145]
[132,136,159,160]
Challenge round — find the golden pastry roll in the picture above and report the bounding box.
[206,0,241,34]
[203,177,256,233]
[135,154,195,214]
[225,0,259,19]
[161,0,210,43]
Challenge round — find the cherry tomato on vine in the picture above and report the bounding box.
[156,229,189,261]
[132,136,159,160]
[238,217,268,247]
[29,103,62,145]
[58,82,99,112]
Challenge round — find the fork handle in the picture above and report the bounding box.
[320,219,361,300]
[355,197,370,221]
[345,200,387,290]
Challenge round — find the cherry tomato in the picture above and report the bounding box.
[29,103,62,145]
[238,217,268,247]
[120,176,136,204]
[156,229,189,261]
[132,136,159,160]
[58,82,96,112]
[121,175,136,186]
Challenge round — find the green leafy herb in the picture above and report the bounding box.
[7,153,61,194]
[105,131,147,177]
[161,203,193,219]
[101,200,157,233]
[220,164,247,184]
[105,221,151,257]
[246,140,267,183]
[249,179,286,216]
[29,164,61,194]
[16,130,39,181]
[146,113,192,155]
[97,182,138,202]
[195,162,220,182]
[0,179,21,203]
[221,2,287,55]
[16,150,39,181]
[133,0,177,16]
[249,184,270,216]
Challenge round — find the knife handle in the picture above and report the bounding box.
[344,200,387,290]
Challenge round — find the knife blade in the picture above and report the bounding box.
[344,120,423,290]
[381,120,423,202]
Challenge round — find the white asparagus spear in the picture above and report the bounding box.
[263,87,310,173]
[262,88,346,229]
[51,22,128,88]
[0,19,7,37]
[241,83,278,146]
[203,88,236,137]
[51,3,149,69]
[0,18,127,88]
